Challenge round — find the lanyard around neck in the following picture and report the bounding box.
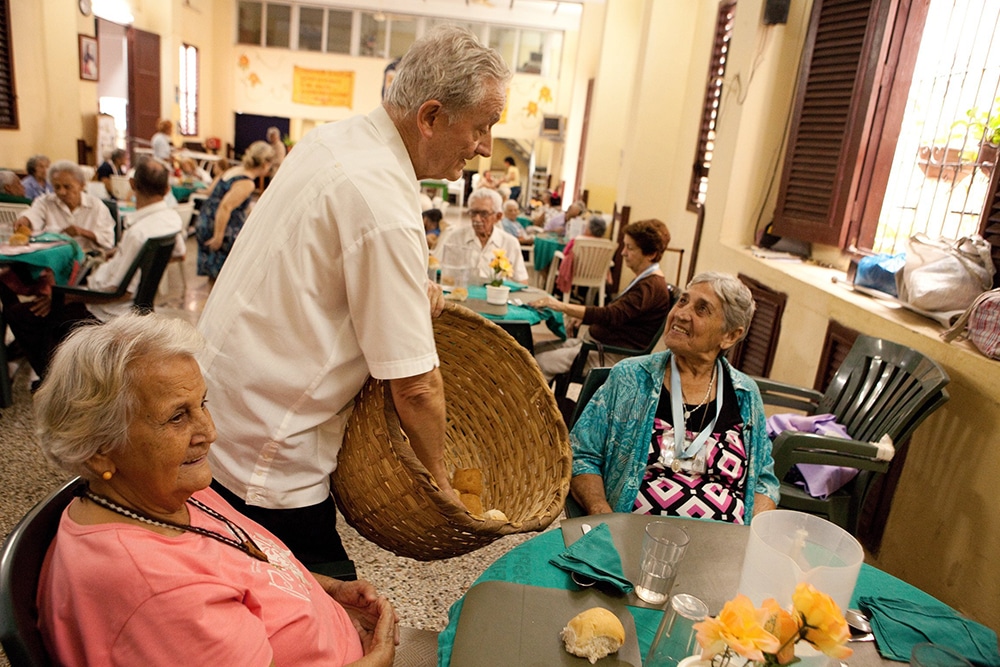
[669,355,723,459]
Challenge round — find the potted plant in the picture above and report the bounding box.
[949,98,1000,177]
[486,249,513,305]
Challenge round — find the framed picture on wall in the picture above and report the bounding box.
[79,35,99,81]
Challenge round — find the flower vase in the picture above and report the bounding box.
[486,284,510,305]
[677,656,713,667]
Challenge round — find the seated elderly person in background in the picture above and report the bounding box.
[530,219,674,383]
[500,199,532,245]
[96,148,128,194]
[177,156,211,186]
[16,160,115,254]
[543,199,586,235]
[555,215,608,296]
[0,169,31,204]
[4,157,185,386]
[570,272,780,523]
[21,154,53,200]
[35,314,398,666]
[433,188,528,283]
[423,208,444,250]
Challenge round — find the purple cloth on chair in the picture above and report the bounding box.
[766,413,858,499]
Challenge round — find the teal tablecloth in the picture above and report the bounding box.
[437,529,969,667]
[0,233,84,285]
[533,234,566,271]
[465,284,566,340]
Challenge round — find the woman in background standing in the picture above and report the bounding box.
[196,141,274,282]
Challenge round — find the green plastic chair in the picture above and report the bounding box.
[756,334,950,535]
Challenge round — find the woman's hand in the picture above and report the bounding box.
[207,234,225,252]
[29,294,52,318]
[345,597,397,666]
[528,295,558,311]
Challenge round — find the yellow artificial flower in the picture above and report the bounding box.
[792,583,853,660]
[760,598,802,665]
[695,595,780,663]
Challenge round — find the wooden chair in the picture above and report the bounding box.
[0,477,83,667]
[52,234,176,313]
[756,334,950,535]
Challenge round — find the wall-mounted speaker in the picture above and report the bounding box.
[763,0,791,25]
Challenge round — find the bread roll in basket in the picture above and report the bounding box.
[332,303,571,560]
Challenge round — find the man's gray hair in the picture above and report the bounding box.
[0,170,18,188]
[587,215,607,237]
[468,187,503,213]
[35,314,205,475]
[384,24,511,118]
[47,160,86,186]
[688,272,756,341]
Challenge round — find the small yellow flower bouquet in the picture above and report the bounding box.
[489,249,513,287]
[694,583,853,667]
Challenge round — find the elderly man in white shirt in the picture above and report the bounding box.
[196,26,512,569]
[4,157,183,386]
[86,157,185,320]
[434,188,528,283]
[17,160,116,254]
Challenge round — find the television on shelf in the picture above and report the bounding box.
[540,114,565,140]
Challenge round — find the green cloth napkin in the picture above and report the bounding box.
[548,522,633,593]
[502,279,527,291]
[858,596,1000,666]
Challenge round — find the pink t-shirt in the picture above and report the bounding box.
[37,488,364,666]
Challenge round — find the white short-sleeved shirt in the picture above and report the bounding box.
[433,223,529,283]
[23,192,116,252]
[198,106,438,509]
[86,200,185,321]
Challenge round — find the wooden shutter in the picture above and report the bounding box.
[726,274,787,377]
[813,320,859,392]
[0,0,17,129]
[772,0,896,247]
[978,158,1000,287]
[687,1,736,212]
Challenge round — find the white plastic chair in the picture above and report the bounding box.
[560,237,618,306]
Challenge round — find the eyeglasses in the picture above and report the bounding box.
[469,209,496,219]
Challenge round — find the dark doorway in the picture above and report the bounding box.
[234,113,289,159]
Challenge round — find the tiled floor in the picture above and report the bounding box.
[1,208,568,666]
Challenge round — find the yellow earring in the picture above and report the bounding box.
[102,471,113,481]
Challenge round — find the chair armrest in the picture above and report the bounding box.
[52,284,128,305]
[753,377,823,413]
[771,431,891,479]
[578,339,646,358]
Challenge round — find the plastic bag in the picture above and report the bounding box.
[854,253,906,297]
[941,287,1000,359]
[896,234,994,312]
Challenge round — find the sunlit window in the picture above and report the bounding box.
[298,6,324,51]
[178,43,198,136]
[265,3,291,48]
[237,1,262,45]
[874,0,1000,253]
[326,9,352,54]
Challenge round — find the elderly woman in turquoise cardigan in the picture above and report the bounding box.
[570,272,779,523]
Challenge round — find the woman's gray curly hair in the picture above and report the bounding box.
[35,314,204,475]
[688,272,756,343]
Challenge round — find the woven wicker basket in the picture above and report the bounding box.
[332,304,571,561]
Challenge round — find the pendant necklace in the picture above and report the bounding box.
[683,363,717,420]
[80,487,270,563]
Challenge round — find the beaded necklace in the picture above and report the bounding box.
[79,487,269,563]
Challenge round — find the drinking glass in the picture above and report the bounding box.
[635,521,689,605]
[644,593,709,666]
[910,644,973,667]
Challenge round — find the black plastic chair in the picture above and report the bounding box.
[0,477,82,667]
[553,283,676,401]
[52,234,176,314]
[756,334,950,534]
[563,367,612,518]
[496,320,534,355]
[0,308,12,408]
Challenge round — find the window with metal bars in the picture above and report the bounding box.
[687,0,736,212]
[178,43,198,136]
[772,0,1000,283]
[0,0,17,130]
